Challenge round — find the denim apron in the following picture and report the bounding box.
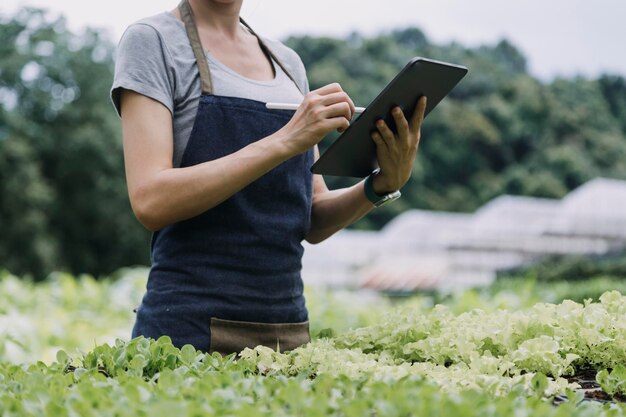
[131,0,313,354]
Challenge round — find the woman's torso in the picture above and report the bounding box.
[111,11,309,168]
[112,7,314,353]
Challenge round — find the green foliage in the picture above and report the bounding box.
[3,6,626,277]
[2,266,625,365]
[0,267,147,364]
[1,351,619,417]
[286,27,626,228]
[599,75,626,134]
[0,8,150,280]
[241,291,626,404]
[3,295,626,415]
[2,267,626,414]
[498,251,626,283]
[0,135,56,278]
[445,275,626,311]
[597,366,626,397]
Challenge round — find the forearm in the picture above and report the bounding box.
[305,180,374,244]
[122,83,359,232]
[133,131,292,231]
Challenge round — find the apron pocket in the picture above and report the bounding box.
[209,317,310,355]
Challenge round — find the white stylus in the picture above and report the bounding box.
[266,102,366,114]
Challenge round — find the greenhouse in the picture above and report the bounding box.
[303,178,626,291]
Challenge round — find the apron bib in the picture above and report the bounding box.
[132,0,314,354]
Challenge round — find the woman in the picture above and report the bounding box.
[111,0,427,354]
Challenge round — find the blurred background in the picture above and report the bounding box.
[1,0,626,361]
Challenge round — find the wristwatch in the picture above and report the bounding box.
[363,169,401,208]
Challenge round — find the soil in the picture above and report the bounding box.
[562,368,626,404]
[65,364,111,378]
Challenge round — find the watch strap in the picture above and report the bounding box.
[364,169,401,207]
[364,170,383,204]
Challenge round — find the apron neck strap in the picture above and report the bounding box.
[177,0,305,97]
[178,0,213,95]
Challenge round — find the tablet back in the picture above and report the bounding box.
[311,57,468,177]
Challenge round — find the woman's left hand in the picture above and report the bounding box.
[370,96,427,194]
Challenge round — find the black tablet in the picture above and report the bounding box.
[311,57,468,177]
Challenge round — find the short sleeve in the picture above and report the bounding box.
[110,23,175,117]
[286,50,310,95]
[301,60,310,95]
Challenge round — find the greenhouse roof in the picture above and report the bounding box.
[382,210,472,237]
[546,178,626,238]
[561,178,626,217]
[470,195,561,235]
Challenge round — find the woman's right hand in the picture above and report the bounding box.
[279,83,356,155]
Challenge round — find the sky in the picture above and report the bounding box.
[3,0,625,81]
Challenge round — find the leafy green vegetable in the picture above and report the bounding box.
[2,268,626,415]
[597,366,626,397]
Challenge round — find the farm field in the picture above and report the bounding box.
[1,268,625,416]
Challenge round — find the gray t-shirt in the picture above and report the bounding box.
[111,11,309,168]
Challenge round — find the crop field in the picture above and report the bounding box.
[1,268,625,416]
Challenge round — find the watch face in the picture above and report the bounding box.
[374,191,401,207]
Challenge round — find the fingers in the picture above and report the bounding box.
[326,116,350,133]
[310,82,344,96]
[317,88,353,132]
[409,96,427,136]
[371,130,387,151]
[320,91,356,116]
[311,83,356,116]
[367,99,427,192]
[322,102,352,133]
[372,105,415,151]
[286,82,356,149]
[321,101,352,122]
[375,118,396,149]
[391,107,409,139]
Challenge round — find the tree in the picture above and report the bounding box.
[0,8,150,279]
[286,27,626,226]
[2,7,626,277]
